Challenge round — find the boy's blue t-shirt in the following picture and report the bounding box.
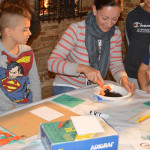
[143,50,150,65]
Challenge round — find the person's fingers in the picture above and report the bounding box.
[122,81,136,95]
[89,75,94,83]
[93,74,100,83]
[147,90,150,93]
[132,83,136,93]
[124,83,131,92]
[82,66,105,85]
[129,82,136,94]
[128,83,136,94]
[97,71,104,85]
[85,69,104,84]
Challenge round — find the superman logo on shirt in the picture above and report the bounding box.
[1,78,21,92]
[0,50,33,103]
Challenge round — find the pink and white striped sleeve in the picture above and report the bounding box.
[48,23,80,76]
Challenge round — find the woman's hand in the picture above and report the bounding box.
[77,64,104,84]
[119,76,136,94]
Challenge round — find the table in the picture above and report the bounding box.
[0,81,150,150]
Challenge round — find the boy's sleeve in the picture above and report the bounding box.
[0,91,13,111]
[0,53,14,112]
[28,54,42,102]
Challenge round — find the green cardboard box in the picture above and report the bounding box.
[39,117,118,150]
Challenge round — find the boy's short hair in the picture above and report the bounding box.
[0,4,31,34]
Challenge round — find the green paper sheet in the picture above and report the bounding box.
[41,120,76,143]
[51,94,85,108]
[143,101,150,107]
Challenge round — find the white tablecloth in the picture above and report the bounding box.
[0,81,150,150]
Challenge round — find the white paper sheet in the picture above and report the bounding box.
[30,106,64,121]
[71,115,104,135]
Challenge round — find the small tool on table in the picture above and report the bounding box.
[0,130,11,138]
[136,114,150,123]
[90,110,109,119]
[0,130,23,145]
[97,80,111,96]
[0,136,21,145]
[97,80,122,97]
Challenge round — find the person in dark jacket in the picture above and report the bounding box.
[124,0,150,88]
[0,0,41,45]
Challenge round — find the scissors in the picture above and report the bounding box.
[0,130,22,145]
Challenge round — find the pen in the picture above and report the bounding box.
[90,111,109,119]
[136,114,150,123]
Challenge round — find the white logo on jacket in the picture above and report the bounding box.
[133,22,150,28]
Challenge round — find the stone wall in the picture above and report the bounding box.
[29,0,141,99]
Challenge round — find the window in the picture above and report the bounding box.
[35,0,87,23]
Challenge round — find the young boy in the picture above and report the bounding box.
[138,49,150,93]
[0,4,41,113]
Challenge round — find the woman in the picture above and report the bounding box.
[48,0,136,96]
[0,0,41,45]
[124,0,150,88]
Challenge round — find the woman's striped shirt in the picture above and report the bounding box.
[48,20,127,88]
